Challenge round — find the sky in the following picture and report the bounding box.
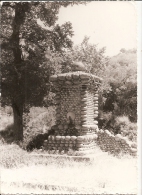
[57,1,137,57]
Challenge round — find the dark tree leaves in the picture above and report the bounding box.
[1,2,75,141]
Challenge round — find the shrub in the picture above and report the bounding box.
[113,116,137,141]
[0,123,15,143]
[23,106,56,149]
[114,116,130,134]
[25,129,55,151]
[99,112,114,130]
[102,82,137,123]
[120,122,137,142]
[100,113,137,142]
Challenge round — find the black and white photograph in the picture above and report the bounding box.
[0,1,141,194]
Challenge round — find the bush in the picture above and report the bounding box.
[100,113,137,142]
[102,82,137,123]
[23,106,56,149]
[120,121,137,142]
[114,116,130,134]
[113,116,137,141]
[99,112,114,130]
[25,129,55,151]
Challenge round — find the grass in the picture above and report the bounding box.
[0,142,137,194]
[0,108,138,194]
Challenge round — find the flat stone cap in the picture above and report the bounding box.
[49,61,102,85]
[49,71,103,85]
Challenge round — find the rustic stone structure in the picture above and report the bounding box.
[43,62,102,156]
[43,62,137,157]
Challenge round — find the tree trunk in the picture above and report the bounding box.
[10,3,29,142]
[12,101,23,141]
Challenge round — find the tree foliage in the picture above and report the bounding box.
[1,2,80,141]
[61,36,109,76]
[103,49,137,122]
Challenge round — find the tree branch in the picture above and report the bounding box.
[2,2,15,9]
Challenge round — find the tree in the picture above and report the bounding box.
[61,36,109,75]
[103,49,137,122]
[1,2,85,141]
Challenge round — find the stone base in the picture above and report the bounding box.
[43,134,98,156]
[30,151,106,161]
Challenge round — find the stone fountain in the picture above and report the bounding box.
[43,62,102,156]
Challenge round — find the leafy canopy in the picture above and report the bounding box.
[61,36,109,75]
[1,2,80,108]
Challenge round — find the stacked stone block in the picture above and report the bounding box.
[43,134,98,156]
[80,88,99,127]
[56,86,81,127]
[43,66,102,156]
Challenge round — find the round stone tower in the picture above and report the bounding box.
[43,62,102,156]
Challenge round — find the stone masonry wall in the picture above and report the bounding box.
[43,128,137,156]
[83,89,96,126]
[96,129,137,156]
[58,86,81,126]
[80,85,99,127]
